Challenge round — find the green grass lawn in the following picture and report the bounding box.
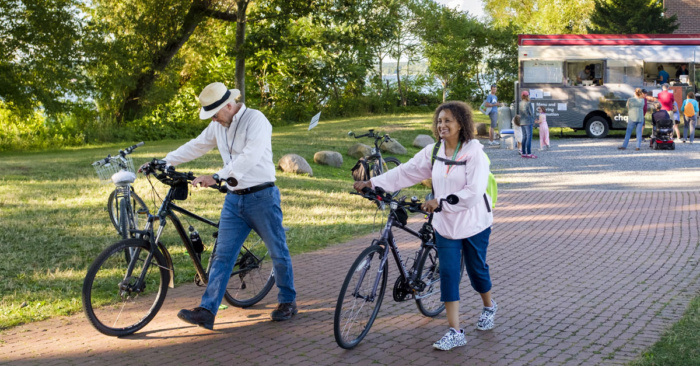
[0,112,697,365]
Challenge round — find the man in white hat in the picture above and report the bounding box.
[144,82,297,329]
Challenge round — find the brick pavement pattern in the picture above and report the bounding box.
[2,191,700,366]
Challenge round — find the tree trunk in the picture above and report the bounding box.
[442,80,447,103]
[396,64,406,107]
[234,0,249,103]
[118,1,237,121]
[119,0,210,121]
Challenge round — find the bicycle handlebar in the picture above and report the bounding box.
[347,129,391,145]
[351,186,459,215]
[92,142,145,166]
[142,159,235,194]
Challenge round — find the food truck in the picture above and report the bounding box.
[517,34,700,138]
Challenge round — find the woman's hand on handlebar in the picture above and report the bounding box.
[192,175,216,188]
[421,199,438,213]
[353,180,372,192]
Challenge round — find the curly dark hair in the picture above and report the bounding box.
[431,101,475,144]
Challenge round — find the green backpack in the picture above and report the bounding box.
[431,141,498,211]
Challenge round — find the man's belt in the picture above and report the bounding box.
[230,182,275,195]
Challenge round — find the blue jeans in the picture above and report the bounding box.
[521,125,533,155]
[622,121,644,149]
[200,186,295,315]
[683,115,697,142]
[435,228,492,302]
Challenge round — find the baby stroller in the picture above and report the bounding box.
[650,118,675,150]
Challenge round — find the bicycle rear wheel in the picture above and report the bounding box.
[82,239,169,337]
[415,245,464,317]
[334,244,388,349]
[223,239,275,308]
[108,189,147,237]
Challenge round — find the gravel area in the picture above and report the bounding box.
[481,137,700,191]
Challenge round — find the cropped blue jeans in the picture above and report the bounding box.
[435,227,492,303]
[200,186,296,316]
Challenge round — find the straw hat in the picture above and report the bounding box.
[198,82,241,120]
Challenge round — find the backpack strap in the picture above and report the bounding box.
[431,141,441,167]
[431,140,491,212]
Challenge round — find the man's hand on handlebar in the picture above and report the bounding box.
[353,181,372,192]
[192,175,216,188]
[138,162,151,173]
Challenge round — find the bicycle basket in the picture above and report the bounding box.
[94,156,136,182]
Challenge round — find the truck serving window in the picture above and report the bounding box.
[607,60,642,85]
[523,61,563,84]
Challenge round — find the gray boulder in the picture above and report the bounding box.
[476,123,489,137]
[380,138,407,155]
[348,143,372,159]
[278,154,313,176]
[413,134,435,148]
[314,151,343,167]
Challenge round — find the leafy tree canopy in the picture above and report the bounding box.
[483,0,595,34]
[0,0,85,113]
[587,0,679,34]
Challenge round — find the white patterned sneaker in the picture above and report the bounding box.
[432,328,467,351]
[476,299,498,330]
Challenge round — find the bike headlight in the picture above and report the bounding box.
[390,202,398,210]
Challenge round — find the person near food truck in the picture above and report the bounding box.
[658,65,670,85]
[536,106,550,151]
[681,91,699,143]
[518,91,536,158]
[676,64,689,79]
[651,103,670,139]
[672,100,682,139]
[657,84,677,138]
[484,84,503,146]
[353,101,496,351]
[577,66,592,84]
[619,88,646,151]
[140,82,298,330]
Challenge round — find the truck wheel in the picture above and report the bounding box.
[585,117,609,138]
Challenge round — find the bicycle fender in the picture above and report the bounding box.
[155,241,175,288]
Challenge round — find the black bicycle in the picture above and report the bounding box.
[82,160,276,336]
[348,129,401,178]
[333,187,463,349]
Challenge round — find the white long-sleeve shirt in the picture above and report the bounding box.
[163,104,276,190]
[370,139,493,240]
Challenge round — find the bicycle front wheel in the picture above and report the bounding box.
[108,189,147,237]
[415,245,464,317]
[82,239,170,337]
[334,244,388,349]
[381,156,400,173]
[223,239,275,308]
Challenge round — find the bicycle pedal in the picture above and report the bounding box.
[194,273,206,287]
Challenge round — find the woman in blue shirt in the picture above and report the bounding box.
[681,92,699,143]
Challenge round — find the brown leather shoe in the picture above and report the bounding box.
[271,302,298,321]
[177,307,214,330]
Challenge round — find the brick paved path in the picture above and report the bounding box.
[2,191,700,366]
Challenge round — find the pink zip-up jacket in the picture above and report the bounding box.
[370,139,493,240]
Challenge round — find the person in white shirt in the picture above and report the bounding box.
[143,82,297,329]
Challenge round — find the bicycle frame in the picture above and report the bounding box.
[361,214,432,302]
[133,183,219,288]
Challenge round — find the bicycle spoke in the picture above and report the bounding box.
[83,239,169,336]
[334,245,387,349]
